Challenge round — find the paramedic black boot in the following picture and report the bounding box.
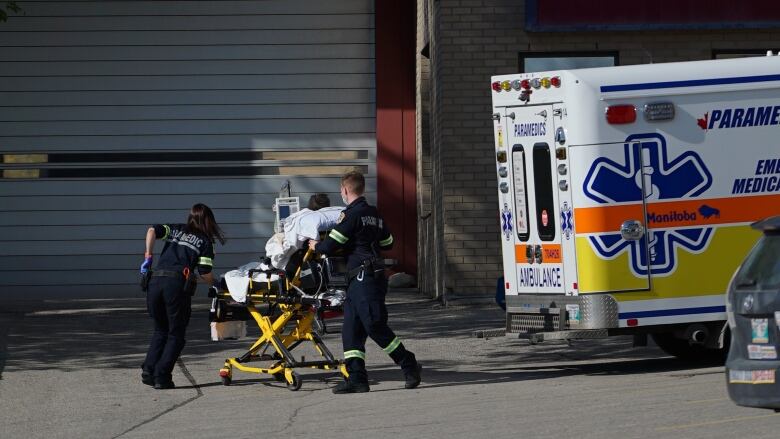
[141,371,154,387]
[332,379,370,394]
[405,363,422,389]
[154,379,175,390]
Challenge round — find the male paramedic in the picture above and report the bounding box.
[309,171,422,394]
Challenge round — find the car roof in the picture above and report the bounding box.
[751,215,780,233]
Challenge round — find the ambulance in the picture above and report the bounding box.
[490,54,780,359]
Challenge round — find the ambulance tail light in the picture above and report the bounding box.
[606,105,636,124]
[491,81,501,92]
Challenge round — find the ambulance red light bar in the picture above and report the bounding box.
[605,105,636,124]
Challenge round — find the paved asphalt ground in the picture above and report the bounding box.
[1,290,779,439]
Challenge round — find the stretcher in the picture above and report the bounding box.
[210,248,349,391]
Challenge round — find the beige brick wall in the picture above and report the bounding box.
[417,0,780,297]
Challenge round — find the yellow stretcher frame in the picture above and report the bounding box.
[217,249,349,391]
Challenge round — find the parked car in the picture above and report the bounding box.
[725,216,780,410]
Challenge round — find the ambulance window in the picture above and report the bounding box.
[532,143,556,241]
[511,144,530,242]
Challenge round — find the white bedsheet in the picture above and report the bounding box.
[223,261,279,303]
[267,206,344,269]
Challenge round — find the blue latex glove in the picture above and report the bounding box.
[140,255,153,274]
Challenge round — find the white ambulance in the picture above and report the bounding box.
[490,54,780,359]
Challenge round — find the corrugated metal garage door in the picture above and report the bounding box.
[0,0,375,297]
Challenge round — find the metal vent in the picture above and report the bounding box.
[507,312,561,334]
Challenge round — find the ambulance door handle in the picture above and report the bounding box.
[534,245,543,264]
[525,245,534,264]
[620,220,645,241]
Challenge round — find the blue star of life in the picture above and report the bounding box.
[501,204,512,240]
[582,133,714,276]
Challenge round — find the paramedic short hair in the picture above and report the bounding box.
[341,171,365,196]
[307,193,331,210]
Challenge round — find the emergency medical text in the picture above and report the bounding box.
[732,158,780,194]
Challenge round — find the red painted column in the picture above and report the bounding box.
[375,0,417,276]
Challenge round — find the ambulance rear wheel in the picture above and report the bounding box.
[651,333,728,363]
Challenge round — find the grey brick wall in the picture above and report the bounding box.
[419,0,780,297]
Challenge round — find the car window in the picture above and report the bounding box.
[734,235,780,290]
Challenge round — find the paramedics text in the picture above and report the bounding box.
[518,266,562,288]
[732,158,780,194]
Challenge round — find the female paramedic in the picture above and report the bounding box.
[139,203,225,389]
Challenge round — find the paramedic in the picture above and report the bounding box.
[139,203,225,390]
[307,193,331,210]
[309,171,421,393]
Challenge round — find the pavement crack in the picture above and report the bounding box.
[111,358,202,438]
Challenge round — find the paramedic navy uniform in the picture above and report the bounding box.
[142,224,214,384]
[315,197,418,385]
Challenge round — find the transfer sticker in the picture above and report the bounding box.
[729,369,776,384]
[752,318,769,343]
[748,344,778,360]
[566,304,580,325]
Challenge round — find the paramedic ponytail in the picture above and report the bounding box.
[187,203,226,245]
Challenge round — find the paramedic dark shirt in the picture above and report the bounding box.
[153,223,214,275]
[314,197,394,271]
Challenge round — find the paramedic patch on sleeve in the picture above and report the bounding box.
[337,212,346,224]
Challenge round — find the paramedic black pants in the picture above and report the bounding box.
[342,272,417,384]
[142,276,191,383]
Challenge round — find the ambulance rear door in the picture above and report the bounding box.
[507,105,566,294]
[569,139,651,293]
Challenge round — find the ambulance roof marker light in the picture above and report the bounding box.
[530,78,541,89]
[605,105,637,124]
[541,77,552,89]
[501,80,511,91]
[491,81,501,92]
[521,79,531,90]
[511,79,522,90]
[551,76,561,87]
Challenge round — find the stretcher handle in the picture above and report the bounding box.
[291,248,314,284]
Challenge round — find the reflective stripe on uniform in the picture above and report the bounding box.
[344,350,365,360]
[382,337,402,354]
[161,224,171,240]
[329,229,349,244]
[198,256,213,266]
[379,234,394,247]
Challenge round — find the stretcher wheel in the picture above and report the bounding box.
[287,372,302,391]
[219,367,232,386]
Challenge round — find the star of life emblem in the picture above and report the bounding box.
[560,202,573,240]
[501,204,513,241]
[583,133,713,277]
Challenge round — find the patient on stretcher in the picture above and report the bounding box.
[217,204,347,307]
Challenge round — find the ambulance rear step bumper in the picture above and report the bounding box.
[516,329,609,344]
[506,307,566,334]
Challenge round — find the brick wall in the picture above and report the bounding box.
[417,0,780,297]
